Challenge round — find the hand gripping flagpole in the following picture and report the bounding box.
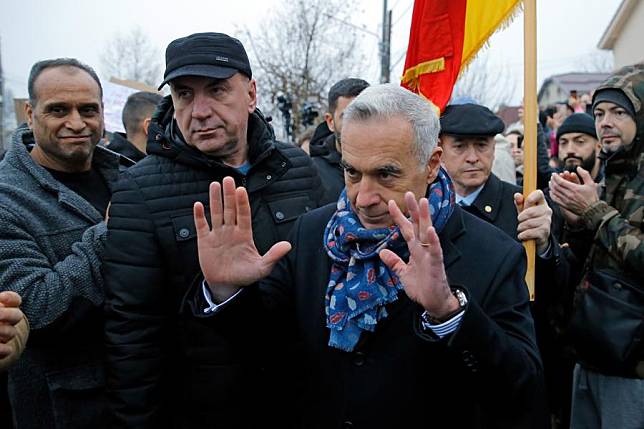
[523,0,537,301]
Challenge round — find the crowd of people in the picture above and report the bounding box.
[0,31,642,429]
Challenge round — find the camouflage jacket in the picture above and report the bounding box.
[545,65,644,376]
[575,63,644,284]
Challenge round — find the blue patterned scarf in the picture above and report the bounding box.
[323,167,456,351]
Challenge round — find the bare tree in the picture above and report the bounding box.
[101,27,162,87]
[451,52,516,111]
[239,0,367,141]
[580,49,614,73]
[2,87,16,150]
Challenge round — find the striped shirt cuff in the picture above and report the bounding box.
[421,310,465,338]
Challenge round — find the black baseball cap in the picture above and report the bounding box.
[158,32,252,90]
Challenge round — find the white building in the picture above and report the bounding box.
[598,0,644,68]
[537,73,609,109]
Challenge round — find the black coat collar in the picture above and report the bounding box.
[468,173,519,223]
[438,205,467,269]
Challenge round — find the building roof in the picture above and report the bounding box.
[495,105,520,129]
[598,0,638,49]
[537,72,610,102]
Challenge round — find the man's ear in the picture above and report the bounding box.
[426,146,443,184]
[142,118,152,136]
[325,112,335,132]
[247,79,257,113]
[25,102,34,128]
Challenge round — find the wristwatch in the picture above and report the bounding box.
[422,288,468,325]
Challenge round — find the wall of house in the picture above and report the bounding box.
[612,1,644,68]
[538,83,566,109]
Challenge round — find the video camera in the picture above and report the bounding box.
[300,102,319,127]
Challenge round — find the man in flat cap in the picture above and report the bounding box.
[439,103,553,251]
[103,32,324,428]
[439,102,573,427]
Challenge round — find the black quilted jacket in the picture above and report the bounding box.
[103,97,324,428]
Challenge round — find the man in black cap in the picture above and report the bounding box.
[549,65,644,429]
[103,32,324,428]
[557,113,602,179]
[536,114,603,429]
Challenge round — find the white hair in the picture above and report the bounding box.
[342,83,440,166]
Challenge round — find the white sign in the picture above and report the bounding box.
[102,81,139,133]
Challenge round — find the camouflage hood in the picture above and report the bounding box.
[593,63,644,169]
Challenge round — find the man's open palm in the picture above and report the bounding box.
[194,177,291,293]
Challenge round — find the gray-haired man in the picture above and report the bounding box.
[186,84,548,428]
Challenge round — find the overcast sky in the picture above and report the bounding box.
[1,0,623,105]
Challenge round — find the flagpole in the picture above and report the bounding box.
[523,0,537,301]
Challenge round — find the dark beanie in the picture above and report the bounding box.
[592,88,636,119]
[556,113,597,141]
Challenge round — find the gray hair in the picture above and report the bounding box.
[342,83,440,166]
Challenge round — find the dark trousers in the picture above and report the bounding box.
[0,372,14,428]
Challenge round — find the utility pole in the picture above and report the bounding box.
[380,0,392,83]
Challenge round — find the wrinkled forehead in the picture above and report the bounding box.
[343,114,414,148]
[342,119,417,167]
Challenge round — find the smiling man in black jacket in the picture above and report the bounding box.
[102,32,324,428]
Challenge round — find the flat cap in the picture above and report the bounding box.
[440,103,505,136]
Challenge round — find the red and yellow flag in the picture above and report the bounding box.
[401,0,521,111]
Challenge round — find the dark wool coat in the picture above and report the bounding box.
[185,204,548,429]
[466,173,574,426]
[0,125,132,429]
[461,173,522,236]
[103,98,325,428]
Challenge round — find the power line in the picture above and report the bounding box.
[391,1,413,28]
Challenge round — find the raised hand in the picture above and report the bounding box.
[194,177,292,301]
[378,192,459,319]
[514,190,552,253]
